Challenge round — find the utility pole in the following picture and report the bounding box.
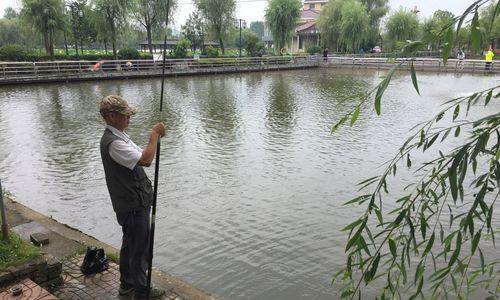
[237,18,245,57]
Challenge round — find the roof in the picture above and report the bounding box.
[300,9,320,20]
[296,21,317,33]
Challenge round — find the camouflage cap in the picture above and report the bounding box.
[99,95,138,117]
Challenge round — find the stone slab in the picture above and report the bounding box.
[31,233,50,246]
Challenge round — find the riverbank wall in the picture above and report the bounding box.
[0,56,497,86]
[321,56,499,74]
[0,56,318,86]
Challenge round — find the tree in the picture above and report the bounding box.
[249,21,264,39]
[93,0,129,59]
[21,0,65,58]
[421,10,455,50]
[479,2,500,50]
[385,8,420,48]
[265,0,301,54]
[333,1,500,298]
[133,0,175,54]
[182,11,205,52]
[360,0,388,48]
[195,0,235,54]
[241,29,264,56]
[4,7,19,19]
[339,0,369,53]
[317,0,345,51]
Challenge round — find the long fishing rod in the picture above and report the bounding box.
[146,0,170,298]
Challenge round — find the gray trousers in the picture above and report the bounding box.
[116,208,150,294]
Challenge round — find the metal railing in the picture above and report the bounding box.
[0,55,316,84]
[320,56,499,74]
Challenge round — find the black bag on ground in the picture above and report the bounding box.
[80,246,109,274]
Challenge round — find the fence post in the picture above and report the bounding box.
[0,178,9,241]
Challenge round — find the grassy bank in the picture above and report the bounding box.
[0,231,40,270]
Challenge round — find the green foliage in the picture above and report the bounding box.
[317,0,369,53]
[317,0,344,50]
[0,44,30,61]
[195,0,235,54]
[243,30,264,57]
[21,0,65,57]
[360,0,389,48]
[385,8,420,49]
[334,1,500,299]
[4,7,19,19]
[421,10,455,50]
[265,0,302,54]
[172,38,192,58]
[339,0,370,53]
[132,0,176,54]
[203,45,219,57]
[93,0,131,58]
[0,231,40,269]
[118,47,140,59]
[249,21,265,38]
[182,11,205,52]
[307,45,322,54]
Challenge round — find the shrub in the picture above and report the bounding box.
[172,38,192,59]
[0,44,30,61]
[118,48,140,60]
[204,46,219,58]
[307,45,322,55]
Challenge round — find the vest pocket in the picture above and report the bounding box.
[136,177,153,207]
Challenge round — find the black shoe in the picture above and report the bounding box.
[118,283,134,295]
[134,287,166,299]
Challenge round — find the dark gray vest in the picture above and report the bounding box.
[100,128,153,213]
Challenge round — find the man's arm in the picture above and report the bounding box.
[137,123,166,167]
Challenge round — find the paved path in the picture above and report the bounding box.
[52,255,182,300]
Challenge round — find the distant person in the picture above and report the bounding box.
[126,61,133,71]
[323,48,328,62]
[99,95,166,300]
[485,48,494,70]
[360,47,365,55]
[457,49,465,70]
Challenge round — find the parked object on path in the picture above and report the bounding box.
[80,246,109,274]
[10,285,23,296]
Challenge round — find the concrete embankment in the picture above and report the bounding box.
[2,195,219,300]
[0,56,319,86]
[322,56,499,74]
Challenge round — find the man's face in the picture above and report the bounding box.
[108,112,130,131]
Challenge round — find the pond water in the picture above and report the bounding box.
[0,69,498,299]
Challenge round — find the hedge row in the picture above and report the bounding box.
[0,45,153,62]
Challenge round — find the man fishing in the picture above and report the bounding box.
[99,95,166,299]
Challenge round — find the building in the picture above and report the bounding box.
[303,0,327,11]
[289,0,326,53]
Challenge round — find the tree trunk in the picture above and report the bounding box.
[147,26,153,54]
[111,24,117,59]
[43,32,50,56]
[219,37,224,54]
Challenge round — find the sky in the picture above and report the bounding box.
[0,0,473,30]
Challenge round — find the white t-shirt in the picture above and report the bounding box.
[106,125,142,170]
